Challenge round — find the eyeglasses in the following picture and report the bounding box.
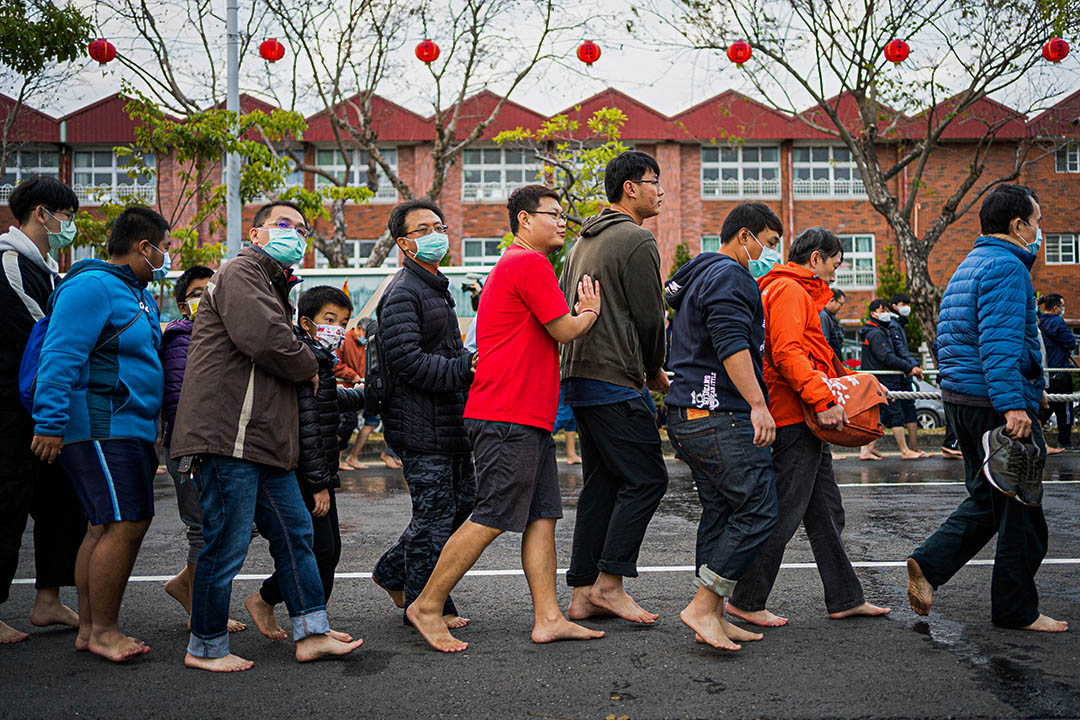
[632,179,661,186]
[530,210,567,220]
[264,220,311,239]
[404,224,449,237]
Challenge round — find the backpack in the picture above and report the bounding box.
[18,280,149,413]
[801,371,888,447]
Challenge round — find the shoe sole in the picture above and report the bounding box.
[981,431,1018,500]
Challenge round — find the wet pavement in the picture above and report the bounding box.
[3,452,1079,719]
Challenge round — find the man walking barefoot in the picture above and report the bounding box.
[407,186,604,652]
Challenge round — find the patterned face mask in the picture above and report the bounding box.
[315,323,347,352]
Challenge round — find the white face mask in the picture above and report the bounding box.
[314,324,347,352]
[897,305,911,317]
[874,312,892,323]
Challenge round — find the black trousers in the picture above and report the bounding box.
[0,408,86,604]
[911,403,1048,628]
[260,488,340,607]
[566,397,669,586]
[1037,373,1073,447]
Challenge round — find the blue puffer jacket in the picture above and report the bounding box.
[936,236,1044,413]
[160,316,192,449]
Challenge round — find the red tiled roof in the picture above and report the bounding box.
[0,93,59,143]
[672,90,794,141]
[437,89,547,142]
[1028,88,1080,137]
[900,93,1027,140]
[553,87,676,141]
[792,92,907,140]
[60,93,144,144]
[305,94,433,143]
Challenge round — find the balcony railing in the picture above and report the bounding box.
[462,182,510,202]
[701,178,781,198]
[792,178,867,197]
[74,183,156,205]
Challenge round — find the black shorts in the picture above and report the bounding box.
[881,398,917,428]
[59,439,157,526]
[466,419,563,533]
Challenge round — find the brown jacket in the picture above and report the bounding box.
[170,246,317,470]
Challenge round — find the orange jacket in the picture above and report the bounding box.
[334,327,366,387]
[758,264,851,428]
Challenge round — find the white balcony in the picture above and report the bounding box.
[462,182,510,202]
[792,178,867,197]
[702,178,781,198]
[74,183,156,206]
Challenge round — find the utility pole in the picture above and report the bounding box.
[225,0,241,258]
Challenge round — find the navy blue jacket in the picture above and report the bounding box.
[1038,312,1076,370]
[664,253,766,412]
[937,236,1044,413]
[858,318,915,391]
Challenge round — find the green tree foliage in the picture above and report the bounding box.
[0,0,91,76]
[669,242,691,279]
[876,245,925,353]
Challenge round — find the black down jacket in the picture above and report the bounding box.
[379,257,474,455]
[296,330,364,494]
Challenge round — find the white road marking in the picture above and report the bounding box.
[11,558,1080,585]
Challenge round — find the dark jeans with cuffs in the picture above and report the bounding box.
[566,397,669,586]
[261,488,340,608]
[373,451,475,617]
[730,422,865,614]
[667,409,778,596]
[910,403,1048,628]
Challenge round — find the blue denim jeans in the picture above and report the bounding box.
[667,409,778,597]
[187,454,329,658]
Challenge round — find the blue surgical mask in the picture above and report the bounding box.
[145,242,171,282]
[44,209,77,253]
[745,230,781,279]
[262,227,307,266]
[358,336,369,346]
[1026,227,1043,255]
[414,232,449,264]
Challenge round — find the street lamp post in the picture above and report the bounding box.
[225,0,241,258]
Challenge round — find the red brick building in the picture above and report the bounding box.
[2,87,1078,327]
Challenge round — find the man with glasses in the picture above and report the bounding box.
[172,201,362,671]
[559,150,671,624]
[371,199,479,632]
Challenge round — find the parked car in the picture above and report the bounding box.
[913,379,945,429]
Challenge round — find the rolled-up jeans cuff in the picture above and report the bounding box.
[291,607,330,642]
[696,564,737,598]
[187,630,229,659]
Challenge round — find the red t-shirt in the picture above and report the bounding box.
[464,244,570,429]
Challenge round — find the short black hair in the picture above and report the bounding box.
[252,200,308,230]
[832,288,846,301]
[388,199,445,240]
[9,176,79,225]
[297,285,353,322]
[789,226,843,265]
[720,202,783,244]
[979,184,1039,235]
[604,150,660,203]
[890,293,911,306]
[868,298,890,315]
[1039,293,1064,309]
[507,185,560,234]
[173,265,214,306]
[108,206,170,256]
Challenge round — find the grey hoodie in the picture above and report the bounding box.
[559,209,666,388]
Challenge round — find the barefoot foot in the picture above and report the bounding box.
[245,592,287,640]
[444,614,470,630]
[164,572,192,615]
[74,628,90,651]
[185,652,254,672]
[680,607,741,651]
[88,630,150,662]
[0,620,29,644]
[226,618,247,633]
[907,557,933,617]
[586,587,658,624]
[29,602,80,629]
[372,576,405,609]
[725,604,788,627]
[566,592,616,621]
[381,452,402,470]
[295,633,363,662]
[828,602,891,619]
[531,616,605,644]
[405,603,467,652]
[566,456,581,465]
[859,453,884,462]
[1019,614,1068,632]
[326,629,354,642]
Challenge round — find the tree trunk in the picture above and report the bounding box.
[889,210,942,347]
[363,228,394,268]
[314,197,350,267]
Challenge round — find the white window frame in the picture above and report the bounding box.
[314,147,398,203]
[462,148,540,202]
[792,145,867,198]
[73,148,156,205]
[1055,144,1079,173]
[1045,233,1079,265]
[0,147,61,201]
[463,237,504,265]
[834,233,876,290]
[314,239,399,269]
[700,145,781,199]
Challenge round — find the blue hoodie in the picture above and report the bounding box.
[33,259,163,443]
[664,252,767,413]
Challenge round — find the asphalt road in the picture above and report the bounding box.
[2,451,1079,719]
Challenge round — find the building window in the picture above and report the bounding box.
[315,147,398,202]
[0,148,60,201]
[314,239,399,269]
[834,234,876,289]
[462,149,539,202]
[792,145,866,197]
[1055,144,1079,173]
[73,149,155,205]
[1046,233,1078,264]
[463,237,503,265]
[701,146,781,198]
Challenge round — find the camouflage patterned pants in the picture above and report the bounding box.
[373,451,476,618]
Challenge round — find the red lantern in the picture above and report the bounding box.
[259,38,285,63]
[577,40,601,66]
[88,38,116,67]
[884,39,910,63]
[416,39,440,64]
[727,41,752,65]
[1042,38,1070,63]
